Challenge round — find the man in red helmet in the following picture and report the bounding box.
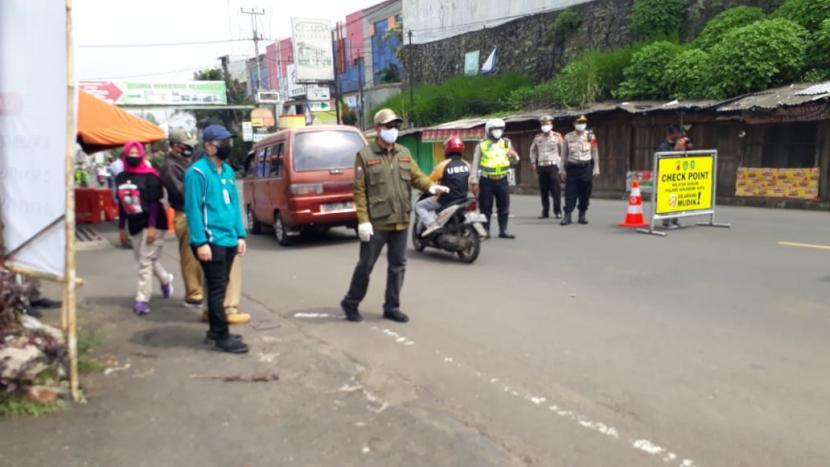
[415,136,471,237]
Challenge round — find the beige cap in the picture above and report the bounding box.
[576,115,588,123]
[374,108,403,126]
[169,128,199,147]
[540,115,554,123]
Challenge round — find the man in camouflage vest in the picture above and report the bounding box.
[341,109,448,324]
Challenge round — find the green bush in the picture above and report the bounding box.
[664,49,713,99]
[631,0,688,41]
[547,9,582,44]
[616,41,683,99]
[376,73,532,127]
[708,18,808,98]
[693,6,765,50]
[773,0,830,31]
[510,45,641,108]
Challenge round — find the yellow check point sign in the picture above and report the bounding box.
[638,150,730,237]
[656,155,714,215]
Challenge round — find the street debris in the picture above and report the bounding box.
[190,373,279,383]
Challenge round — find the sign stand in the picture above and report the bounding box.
[638,150,731,237]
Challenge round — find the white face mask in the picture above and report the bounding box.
[379,128,399,144]
[491,129,503,139]
[541,124,553,133]
[575,124,587,132]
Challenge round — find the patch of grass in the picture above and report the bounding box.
[0,393,62,417]
[78,356,105,374]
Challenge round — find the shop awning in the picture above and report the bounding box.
[77,90,165,153]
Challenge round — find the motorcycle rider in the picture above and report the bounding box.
[470,118,520,239]
[415,136,471,237]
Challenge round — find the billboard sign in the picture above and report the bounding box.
[291,18,334,83]
[79,80,227,106]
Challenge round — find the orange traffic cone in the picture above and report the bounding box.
[618,180,650,228]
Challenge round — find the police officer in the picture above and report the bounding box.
[341,109,447,323]
[530,115,565,219]
[471,118,520,239]
[560,115,600,225]
[656,124,693,229]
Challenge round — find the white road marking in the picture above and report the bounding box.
[778,241,830,251]
[293,312,331,319]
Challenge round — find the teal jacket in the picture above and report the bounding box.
[184,155,247,248]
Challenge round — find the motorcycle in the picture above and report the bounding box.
[412,193,487,264]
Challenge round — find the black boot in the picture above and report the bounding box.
[483,215,491,237]
[560,212,572,225]
[497,213,515,239]
[578,211,588,224]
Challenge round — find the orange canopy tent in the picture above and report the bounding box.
[77,90,165,153]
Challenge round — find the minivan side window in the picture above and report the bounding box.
[269,142,284,177]
[256,146,271,178]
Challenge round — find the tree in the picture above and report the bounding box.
[693,6,765,50]
[805,18,830,80]
[708,18,808,98]
[772,0,830,32]
[630,0,688,41]
[616,41,683,99]
[192,68,254,170]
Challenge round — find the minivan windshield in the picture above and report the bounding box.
[292,130,364,172]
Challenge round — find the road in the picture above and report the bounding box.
[240,196,830,466]
[2,195,828,467]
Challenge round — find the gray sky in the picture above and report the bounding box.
[76,0,377,81]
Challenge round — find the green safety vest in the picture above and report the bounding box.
[479,139,511,177]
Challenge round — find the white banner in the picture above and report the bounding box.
[291,17,334,83]
[0,0,70,277]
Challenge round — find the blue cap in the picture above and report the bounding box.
[202,124,235,142]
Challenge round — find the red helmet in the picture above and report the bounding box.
[443,136,464,156]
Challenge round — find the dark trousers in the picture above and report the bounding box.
[537,165,562,216]
[478,176,510,234]
[564,163,593,214]
[343,229,408,313]
[193,244,236,338]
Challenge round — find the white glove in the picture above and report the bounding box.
[429,185,450,195]
[357,222,373,242]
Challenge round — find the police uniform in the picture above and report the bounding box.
[342,135,433,321]
[530,129,565,218]
[561,116,599,225]
[471,137,516,237]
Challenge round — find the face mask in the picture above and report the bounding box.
[491,129,503,139]
[216,146,232,160]
[380,128,399,144]
[125,157,141,168]
[575,124,587,132]
[541,125,552,133]
[181,148,193,157]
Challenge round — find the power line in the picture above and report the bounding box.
[79,38,252,48]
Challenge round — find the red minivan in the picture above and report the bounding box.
[243,125,366,245]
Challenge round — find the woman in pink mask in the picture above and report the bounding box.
[115,141,174,315]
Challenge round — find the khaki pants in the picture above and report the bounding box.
[131,229,170,302]
[224,255,241,313]
[173,211,204,304]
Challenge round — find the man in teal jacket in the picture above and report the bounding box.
[184,124,249,354]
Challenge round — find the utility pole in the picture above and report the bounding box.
[358,56,365,131]
[331,27,342,125]
[240,7,265,94]
[408,30,415,127]
[218,55,240,123]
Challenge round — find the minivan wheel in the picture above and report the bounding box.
[247,207,262,234]
[273,213,291,246]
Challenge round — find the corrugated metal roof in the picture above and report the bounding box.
[717,82,830,112]
[795,81,830,96]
